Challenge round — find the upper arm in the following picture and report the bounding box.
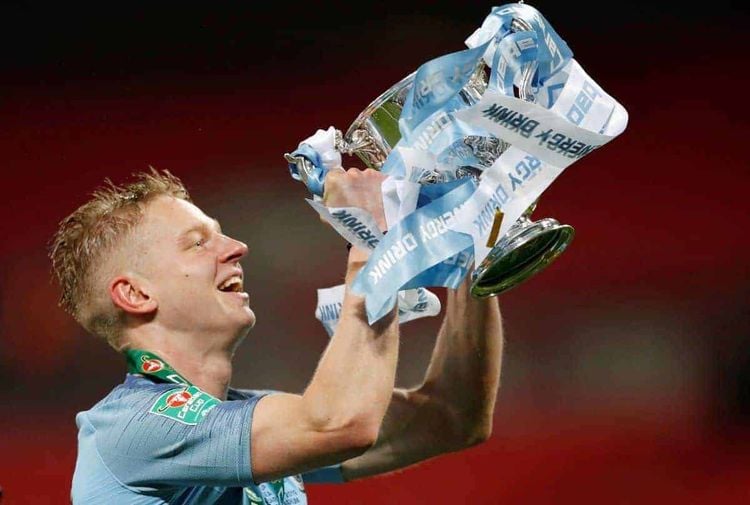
[250,392,375,483]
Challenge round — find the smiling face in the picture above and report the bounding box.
[134,195,255,344]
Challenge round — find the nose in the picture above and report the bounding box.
[219,235,248,264]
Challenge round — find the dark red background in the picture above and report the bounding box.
[2,1,749,503]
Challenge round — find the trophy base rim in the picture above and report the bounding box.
[469,218,575,299]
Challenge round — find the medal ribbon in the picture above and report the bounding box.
[124,349,191,386]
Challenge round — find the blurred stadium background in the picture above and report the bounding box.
[2,1,748,503]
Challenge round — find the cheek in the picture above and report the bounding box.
[153,269,211,302]
[176,272,212,298]
[144,252,218,300]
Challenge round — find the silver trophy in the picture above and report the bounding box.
[286,16,574,298]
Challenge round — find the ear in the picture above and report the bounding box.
[109,275,157,315]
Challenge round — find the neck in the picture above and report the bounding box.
[125,334,235,400]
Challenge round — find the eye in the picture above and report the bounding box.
[194,238,205,248]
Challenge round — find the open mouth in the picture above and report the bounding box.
[217,276,244,293]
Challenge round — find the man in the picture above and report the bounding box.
[50,168,503,504]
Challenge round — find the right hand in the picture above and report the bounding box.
[323,168,388,232]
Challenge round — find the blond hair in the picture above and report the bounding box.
[49,168,191,345]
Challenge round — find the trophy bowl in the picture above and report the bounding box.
[287,16,575,299]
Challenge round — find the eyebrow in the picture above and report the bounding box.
[178,218,222,240]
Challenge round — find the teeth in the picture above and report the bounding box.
[219,276,242,292]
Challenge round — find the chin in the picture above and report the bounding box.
[236,307,256,332]
[225,313,254,351]
[243,308,256,330]
[215,300,256,341]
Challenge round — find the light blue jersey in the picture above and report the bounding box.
[72,374,343,504]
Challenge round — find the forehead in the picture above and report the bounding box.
[140,195,214,235]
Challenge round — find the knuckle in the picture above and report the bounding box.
[364,168,384,179]
[325,173,342,189]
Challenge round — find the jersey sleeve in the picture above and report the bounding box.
[85,383,266,491]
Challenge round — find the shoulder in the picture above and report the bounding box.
[77,374,178,431]
[73,375,182,495]
[76,376,264,489]
[78,377,274,438]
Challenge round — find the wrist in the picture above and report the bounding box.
[345,225,384,265]
[347,245,370,267]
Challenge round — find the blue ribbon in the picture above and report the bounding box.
[351,178,477,323]
[489,3,572,87]
[288,144,327,197]
[399,41,491,142]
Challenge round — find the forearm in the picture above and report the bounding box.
[301,247,400,440]
[420,276,503,443]
[341,276,503,480]
[249,168,402,481]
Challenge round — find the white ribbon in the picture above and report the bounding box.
[449,59,629,265]
[298,126,343,172]
[315,284,441,337]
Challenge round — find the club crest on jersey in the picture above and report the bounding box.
[149,386,220,425]
[161,390,192,410]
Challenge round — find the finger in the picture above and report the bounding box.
[363,168,386,181]
[322,169,345,202]
[324,168,344,183]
